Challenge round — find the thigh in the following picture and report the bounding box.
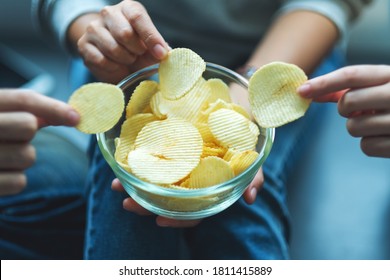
[0,130,88,259]
[84,139,185,260]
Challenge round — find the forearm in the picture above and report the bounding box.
[246,10,339,75]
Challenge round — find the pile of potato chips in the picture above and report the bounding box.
[69,47,311,192]
[114,48,260,189]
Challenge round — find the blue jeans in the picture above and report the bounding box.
[79,49,345,259]
[0,129,88,259]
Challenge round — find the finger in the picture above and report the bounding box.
[311,89,347,103]
[84,21,137,65]
[101,6,146,56]
[361,136,390,158]
[111,178,125,192]
[0,172,26,196]
[156,216,202,228]
[243,168,264,205]
[338,83,390,117]
[0,143,36,169]
[346,111,390,137]
[122,1,168,59]
[123,197,153,215]
[298,65,390,99]
[0,89,79,127]
[80,42,131,83]
[0,112,38,141]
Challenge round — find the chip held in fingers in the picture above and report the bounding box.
[159,48,206,100]
[248,61,310,128]
[68,82,124,134]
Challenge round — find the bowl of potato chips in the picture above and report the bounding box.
[96,48,275,220]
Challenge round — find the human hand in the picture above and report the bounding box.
[0,89,80,195]
[298,65,390,157]
[111,168,264,227]
[74,0,169,83]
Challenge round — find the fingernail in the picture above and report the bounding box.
[298,83,311,97]
[153,44,168,60]
[67,109,80,126]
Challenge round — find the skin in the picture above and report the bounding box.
[67,1,338,227]
[0,89,79,196]
[298,65,390,158]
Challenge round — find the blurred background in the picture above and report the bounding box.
[1,0,390,259]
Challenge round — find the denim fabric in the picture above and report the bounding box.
[0,129,88,259]
[83,48,345,260]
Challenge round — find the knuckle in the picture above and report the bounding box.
[128,2,147,23]
[115,28,134,42]
[12,173,27,193]
[346,118,360,137]
[360,138,376,157]
[341,66,360,84]
[21,145,36,168]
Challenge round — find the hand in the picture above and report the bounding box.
[111,168,264,227]
[73,0,169,83]
[0,89,79,195]
[298,65,390,157]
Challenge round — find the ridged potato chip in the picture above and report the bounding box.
[127,118,203,184]
[159,48,206,100]
[68,82,124,134]
[229,150,259,175]
[114,113,158,163]
[187,156,234,188]
[206,78,231,104]
[208,108,259,152]
[201,142,227,158]
[126,80,159,118]
[150,78,210,123]
[248,61,310,128]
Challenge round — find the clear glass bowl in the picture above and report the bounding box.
[97,63,275,220]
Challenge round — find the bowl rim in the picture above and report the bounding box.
[96,62,275,198]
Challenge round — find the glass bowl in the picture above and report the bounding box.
[97,63,274,220]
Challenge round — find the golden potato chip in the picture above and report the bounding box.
[223,148,238,161]
[229,150,259,175]
[68,82,124,134]
[187,156,234,188]
[248,61,310,128]
[208,108,259,152]
[194,122,216,143]
[198,99,249,123]
[150,78,210,123]
[114,113,158,164]
[206,78,231,103]
[127,118,203,184]
[201,142,227,158]
[125,80,159,118]
[159,48,206,100]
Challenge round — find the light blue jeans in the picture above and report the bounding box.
[81,49,345,259]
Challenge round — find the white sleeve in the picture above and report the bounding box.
[32,0,108,51]
[279,0,373,44]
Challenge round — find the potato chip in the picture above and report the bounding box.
[125,80,159,118]
[159,48,206,100]
[127,118,203,184]
[229,150,259,175]
[198,99,249,123]
[248,61,310,128]
[187,156,234,188]
[206,78,231,103]
[194,122,216,143]
[114,113,158,163]
[68,82,124,134]
[150,78,210,123]
[208,108,259,152]
[201,142,227,158]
